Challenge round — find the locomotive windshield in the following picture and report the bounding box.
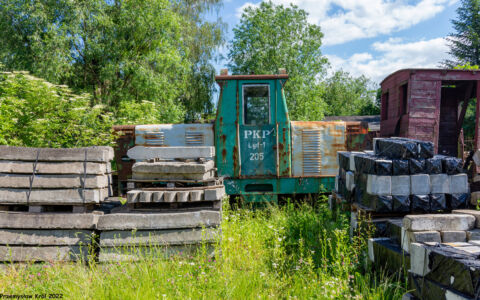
[243,84,270,125]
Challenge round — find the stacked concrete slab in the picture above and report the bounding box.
[0,146,113,262]
[0,146,113,208]
[368,211,480,300]
[97,146,223,261]
[336,138,469,213]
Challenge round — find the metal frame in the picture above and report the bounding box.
[242,84,271,125]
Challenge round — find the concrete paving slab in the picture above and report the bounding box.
[127,146,215,160]
[0,174,111,189]
[132,170,215,181]
[0,229,93,245]
[97,210,221,230]
[403,214,475,231]
[402,230,441,252]
[0,246,88,262]
[0,188,108,204]
[0,161,110,175]
[98,244,215,262]
[99,228,218,247]
[466,229,480,241]
[133,160,214,174]
[0,146,113,162]
[410,242,431,276]
[0,212,101,229]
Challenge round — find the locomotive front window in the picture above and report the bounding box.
[243,84,270,125]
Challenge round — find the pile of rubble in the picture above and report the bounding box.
[0,146,113,262]
[336,138,469,213]
[369,211,480,300]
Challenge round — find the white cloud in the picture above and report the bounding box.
[326,37,451,83]
[261,0,459,45]
[235,2,261,18]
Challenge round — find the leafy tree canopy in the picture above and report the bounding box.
[0,0,226,123]
[228,1,378,120]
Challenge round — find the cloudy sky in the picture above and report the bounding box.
[213,0,459,84]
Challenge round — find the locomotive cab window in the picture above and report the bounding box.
[243,84,270,125]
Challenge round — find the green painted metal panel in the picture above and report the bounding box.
[239,125,276,176]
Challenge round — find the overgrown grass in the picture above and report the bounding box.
[0,199,406,299]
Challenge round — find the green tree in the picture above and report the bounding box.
[228,1,328,121]
[0,71,114,147]
[323,71,379,116]
[0,0,226,123]
[445,0,480,66]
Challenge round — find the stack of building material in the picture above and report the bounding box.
[97,146,223,261]
[335,137,469,213]
[0,146,113,262]
[368,210,480,300]
[0,146,113,211]
[97,210,221,262]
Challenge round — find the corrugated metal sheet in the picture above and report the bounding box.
[135,124,214,147]
[291,121,347,177]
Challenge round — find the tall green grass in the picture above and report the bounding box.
[0,200,406,299]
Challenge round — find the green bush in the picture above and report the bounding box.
[0,71,114,147]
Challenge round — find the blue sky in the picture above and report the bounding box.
[211,0,460,84]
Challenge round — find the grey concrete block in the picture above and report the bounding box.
[0,174,111,189]
[152,191,164,202]
[441,231,467,243]
[402,230,441,252]
[98,244,215,262]
[391,176,410,196]
[97,210,221,230]
[0,211,101,229]
[410,174,430,195]
[471,192,480,206]
[133,160,214,174]
[0,146,113,162]
[366,175,391,195]
[176,191,189,202]
[0,229,93,245]
[410,242,431,276]
[0,161,110,175]
[430,174,450,194]
[0,188,108,204]
[139,191,153,203]
[467,229,480,241]
[127,190,140,203]
[164,191,176,203]
[334,176,339,193]
[190,190,203,202]
[0,245,88,262]
[127,146,215,160]
[204,187,226,201]
[452,209,480,228]
[132,170,215,181]
[346,171,355,191]
[403,214,475,231]
[368,238,375,262]
[449,174,469,194]
[99,228,218,247]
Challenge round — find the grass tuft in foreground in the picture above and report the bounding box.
[0,199,406,299]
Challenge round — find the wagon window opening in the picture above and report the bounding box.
[243,85,270,125]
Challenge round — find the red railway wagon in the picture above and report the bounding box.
[380,69,480,157]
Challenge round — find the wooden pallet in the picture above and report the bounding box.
[0,203,96,213]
